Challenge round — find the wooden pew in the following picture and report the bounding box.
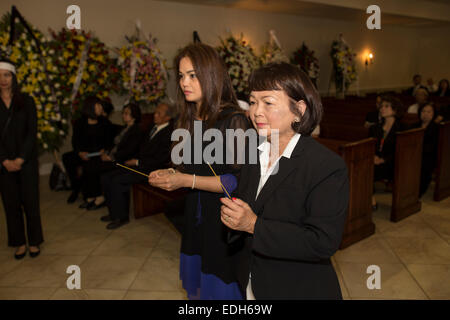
[434,121,450,201]
[133,183,187,219]
[391,127,425,222]
[320,123,369,141]
[316,137,376,249]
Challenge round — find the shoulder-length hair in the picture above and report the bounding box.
[248,62,323,136]
[173,43,239,132]
[418,102,437,122]
[380,95,404,120]
[123,103,141,123]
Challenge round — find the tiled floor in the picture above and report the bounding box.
[0,177,449,300]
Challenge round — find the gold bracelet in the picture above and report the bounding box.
[168,168,176,174]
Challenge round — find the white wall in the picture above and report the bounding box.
[0,0,449,172]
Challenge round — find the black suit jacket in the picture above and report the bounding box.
[112,123,144,163]
[232,135,349,299]
[138,122,173,174]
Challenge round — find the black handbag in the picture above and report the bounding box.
[49,163,70,191]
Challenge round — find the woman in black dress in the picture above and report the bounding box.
[0,59,43,259]
[148,43,250,299]
[412,102,440,197]
[369,95,405,209]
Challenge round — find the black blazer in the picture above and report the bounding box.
[0,93,37,165]
[112,123,144,163]
[232,135,349,299]
[138,122,173,174]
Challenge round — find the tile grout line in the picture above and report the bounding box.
[123,226,167,300]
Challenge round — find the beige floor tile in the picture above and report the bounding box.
[380,218,440,239]
[124,290,187,300]
[49,288,127,300]
[338,262,428,299]
[0,255,26,275]
[0,287,58,300]
[406,264,450,300]
[115,214,174,234]
[331,258,349,299]
[150,229,181,259]
[385,237,450,265]
[40,229,108,256]
[129,257,182,291]
[334,235,401,264]
[0,255,87,288]
[79,256,146,290]
[91,229,162,258]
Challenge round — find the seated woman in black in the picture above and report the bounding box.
[85,103,144,210]
[369,95,405,210]
[63,98,114,203]
[220,63,349,299]
[74,97,114,208]
[412,103,439,197]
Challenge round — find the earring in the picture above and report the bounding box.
[294,118,300,122]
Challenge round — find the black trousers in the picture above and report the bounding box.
[101,168,147,221]
[62,151,82,192]
[0,160,43,247]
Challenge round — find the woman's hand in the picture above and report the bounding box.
[125,159,138,167]
[78,152,89,161]
[374,156,385,165]
[220,197,257,234]
[2,159,21,172]
[101,153,112,162]
[148,169,188,191]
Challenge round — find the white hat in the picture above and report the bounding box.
[0,61,16,74]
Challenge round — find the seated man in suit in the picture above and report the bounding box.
[100,102,175,229]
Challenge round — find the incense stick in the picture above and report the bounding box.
[115,163,149,178]
[206,162,232,199]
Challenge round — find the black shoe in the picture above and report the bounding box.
[106,219,129,230]
[100,215,112,222]
[29,246,40,258]
[87,201,106,211]
[67,191,79,204]
[14,247,27,260]
[79,201,93,209]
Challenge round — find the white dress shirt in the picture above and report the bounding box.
[247,133,301,300]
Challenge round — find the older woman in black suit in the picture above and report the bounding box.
[220,63,349,300]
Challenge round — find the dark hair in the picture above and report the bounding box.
[380,95,404,119]
[123,103,141,123]
[418,102,437,122]
[413,74,421,81]
[174,43,239,132]
[248,62,322,136]
[438,79,449,90]
[101,99,114,117]
[0,58,22,104]
[81,96,101,119]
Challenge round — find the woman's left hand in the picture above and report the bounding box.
[220,197,257,234]
[12,158,24,170]
[148,169,187,191]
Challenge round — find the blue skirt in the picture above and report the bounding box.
[180,253,243,300]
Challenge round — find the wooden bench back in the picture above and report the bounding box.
[391,127,425,221]
[434,121,450,201]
